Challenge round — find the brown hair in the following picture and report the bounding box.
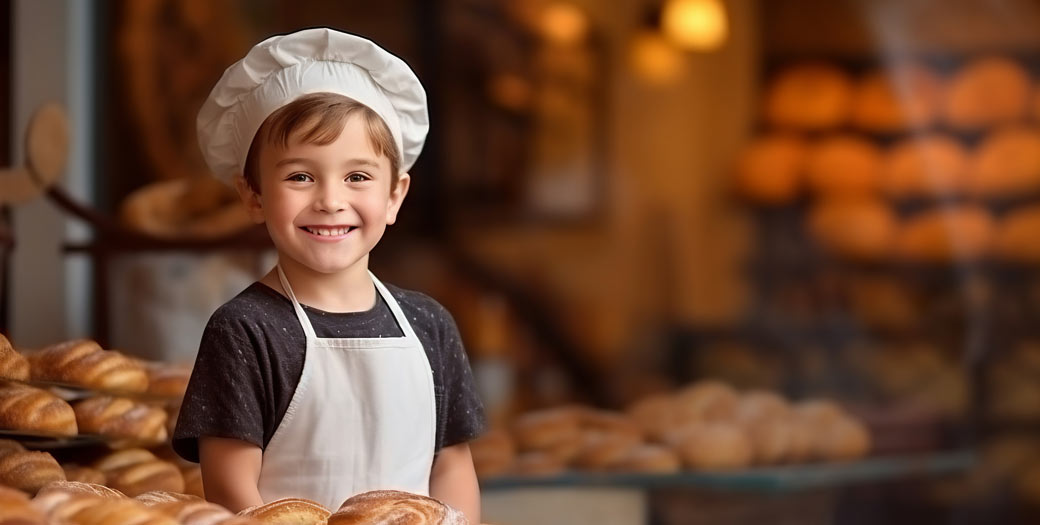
[241,92,401,194]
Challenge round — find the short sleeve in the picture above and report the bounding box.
[172,310,268,462]
[436,308,488,448]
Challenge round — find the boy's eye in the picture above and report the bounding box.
[286,173,312,182]
[346,173,369,183]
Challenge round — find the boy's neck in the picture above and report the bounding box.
[262,256,377,313]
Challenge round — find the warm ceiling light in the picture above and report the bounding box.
[539,2,589,46]
[661,0,728,51]
[630,30,684,85]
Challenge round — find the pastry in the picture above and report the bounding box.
[764,63,853,130]
[28,339,148,393]
[881,135,968,199]
[74,396,168,443]
[807,198,897,261]
[944,56,1030,130]
[330,490,466,525]
[0,383,77,436]
[851,64,943,132]
[967,126,1040,198]
[0,334,30,381]
[896,206,994,262]
[0,449,65,494]
[734,133,807,205]
[805,135,883,197]
[239,498,330,525]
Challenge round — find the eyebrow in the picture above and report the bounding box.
[274,157,382,168]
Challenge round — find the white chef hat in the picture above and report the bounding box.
[196,27,429,184]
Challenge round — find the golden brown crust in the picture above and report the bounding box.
[35,480,126,501]
[572,429,642,471]
[944,56,1030,130]
[61,464,108,485]
[625,394,677,443]
[106,460,185,498]
[670,422,753,471]
[967,126,1040,198]
[734,134,807,205]
[469,429,515,479]
[239,498,330,525]
[28,340,148,393]
[0,483,47,524]
[144,365,191,399]
[330,490,466,525]
[673,381,739,425]
[93,448,158,472]
[74,396,168,443]
[804,135,883,198]
[0,450,66,495]
[0,334,30,382]
[851,64,942,133]
[896,206,994,262]
[807,198,897,261]
[764,63,853,130]
[135,490,202,506]
[70,498,179,525]
[153,500,232,525]
[0,383,77,436]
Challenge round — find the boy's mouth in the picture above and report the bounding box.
[300,225,357,237]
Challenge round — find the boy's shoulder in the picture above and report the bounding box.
[207,281,294,326]
[382,282,453,320]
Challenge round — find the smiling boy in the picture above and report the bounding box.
[172,29,485,523]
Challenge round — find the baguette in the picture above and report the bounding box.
[0,383,77,436]
[74,396,168,443]
[0,334,30,382]
[28,339,148,393]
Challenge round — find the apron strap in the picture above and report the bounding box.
[276,265,317,340]
[369,270,420,343]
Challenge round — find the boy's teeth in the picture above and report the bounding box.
[305,226,350,236]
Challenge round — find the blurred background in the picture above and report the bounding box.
[7,0,1040,523]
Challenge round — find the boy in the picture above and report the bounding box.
[172,28,485,523]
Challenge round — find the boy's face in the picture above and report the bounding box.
[240,114,409,276]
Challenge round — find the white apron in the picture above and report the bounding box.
[257,266,437,510]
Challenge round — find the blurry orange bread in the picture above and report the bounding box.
[896,205,994,262]
[764,63,853,130]
[851,64,943,132]
[734,134,807,205]
[807,198,898,260]
[944,56,1030,130]
[805,135,883,197]
[882,135,968,199]
[967,126,1040,198]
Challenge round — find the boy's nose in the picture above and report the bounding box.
[315,187,347,213]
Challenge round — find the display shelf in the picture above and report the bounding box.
[480,450,975,492]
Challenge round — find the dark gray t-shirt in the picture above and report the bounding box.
[172,281,486,463]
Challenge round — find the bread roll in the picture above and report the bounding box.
[807,198,897,261]
[735,390,790,427]
[144,365,191,399]
[469,428,515,479]
[734,134,807,205]
[62,464,107,485]
[805,135,883,198]
[896,205,994,262]
[0,485,47,524]
[744,417,797,465]
[577,408,643,439]
[0,438,25,458]
[673,380,738,425]
[74,396,168,443]
[881,135,968,199]
[613,444,681,474]
[764,63,853,130]
[852,64,943,133]
[70,498,179,525]
[572,428,641,471]
[28,340,148,393]
[813,416,871,461]
[0,334,30,382]
[670,422,753,470]
[35,480,125,501]
[239,498,330,525]
[93,449,158,473]
[0,450,65,494]
[625,394,676,443]
[105,460,185,497]
[182,466,204,499]
[511,407,581,452]
[944,56,1030,130]
[0,383,77,436]
[995,206,1040,263]
[967,126,1040,198]
[330,490,466,525]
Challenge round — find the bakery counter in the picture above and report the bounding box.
[480,450,974,525]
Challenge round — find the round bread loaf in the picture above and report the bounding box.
[764,63,853,130]
[28,340,148,393]
[995,206,1040,263]
[967,126,1040,198]
[744,417,797,465]
[852,64,943,132]
[0,450,65,495]
[673,380,739,425]
[239,498,330,525]
[734,134,807,205]
[0,383,77,436]
[805,135,883,198]
[134,490,201,506]
[944,56,1030,130]
[896,205,994,262]
[670,421,753,470]
[735,390,791,427]
[882,135,968,199]
[93,448,158,473]
[807,198,897,261]
[330,490,466,525]
[613,444,681,474]
[0,333,30,382]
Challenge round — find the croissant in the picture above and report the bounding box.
[0,449,65,494]
[0,333,30,382]
[329,490,468,525]
[74,396,168,443]
[0,383,77,436]
[239,498,330,525]
[28,339,148,393]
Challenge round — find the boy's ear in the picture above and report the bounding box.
[233,174,265,224]
[385,172,411,225]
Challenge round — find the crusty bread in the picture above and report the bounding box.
[625,394,677,443]
[469,429,515,479]
[28,339,148,393]
[851,64,942,133]
[764,63,853,130]
[61,464,107,485]
[153,500,234,525]
[329,490,467,525]
[804,135,883,198]
[74,396,168,443]
[70,498,179,525]
[944,56,1030,130]
[106,460,185,498]
[35,480,126,501]
[93,448,158,472]
[135,490,202,506]
[734,134,807,205]
[510,407,582,452]
[669,421,753,471]
[673,380,739,425]
[0,450,66,494]
[0,484,47,524]
[807,198,898,261]
[0,334,30,382]
[144,364,191,399]
[0,383,77,436]
[239,498,330,525]
[881,135,968,199]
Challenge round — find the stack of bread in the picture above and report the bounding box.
[471,380,871,479]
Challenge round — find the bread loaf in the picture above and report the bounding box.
[70,498,179,525]
[944,56,1030,130]
[967,126,1040,198]
[764,63,853,130]
[0,334,30,382]
[28,340,148,393]
[182,466,205,499]
[613,444,681,474]
[881,135,968,199]
[896,206,994,262]
[807,198,897,261]
[669,421,753,470]
[673,380,739,425]
[804,135,883,198]
[572,429,641,470]
[135,490,202,506]
[144,364,191,399]
[0,449,65,494]
[74,396,168,443]
[35,480,125,500]
[239,498,330,525]
[93,448,158,472]
[93,449,185,498]
[329,490,466,525]
[153,500,235,525]
[512,451,566,476]
[510,407,581,452]
[734,134,807,205]
[851,64,942,133]
[625,394,677,443]
[0,485,47,524]
[0,383,77,436]
[62,464,107,485]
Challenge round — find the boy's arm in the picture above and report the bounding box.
[429,443,480,524]
[199,436,265,512]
